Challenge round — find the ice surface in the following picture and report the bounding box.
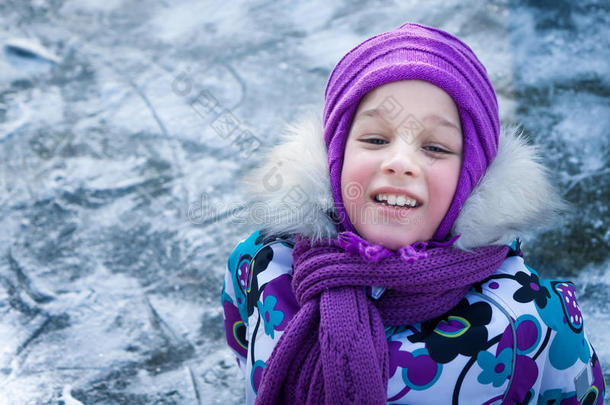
[0,0,608,404]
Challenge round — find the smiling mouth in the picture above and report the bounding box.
[373,200,418,210]
[372,194,422,209]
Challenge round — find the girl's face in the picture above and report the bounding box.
[341,80,463,250]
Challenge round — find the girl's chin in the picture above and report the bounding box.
[359,229,420,251]
[349,205,433,248]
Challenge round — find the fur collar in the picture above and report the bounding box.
[241,113,565,250]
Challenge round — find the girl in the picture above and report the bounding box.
[221,22,605,404]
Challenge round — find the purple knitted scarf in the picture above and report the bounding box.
[255,232,509,404]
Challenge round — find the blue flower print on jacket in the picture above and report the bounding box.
[536,278,591,370]
[257,294,284,339]
[494,314,542,403]
[477,347,512,387]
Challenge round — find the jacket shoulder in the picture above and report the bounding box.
[221,230,296,361]
[227,229,295,315]
[476,255,584,332]
[227,229,293,268]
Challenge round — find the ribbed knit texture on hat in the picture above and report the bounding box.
[323,22,500,241]
[254,232,509,404]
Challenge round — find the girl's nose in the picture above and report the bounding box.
[380,142,421,177]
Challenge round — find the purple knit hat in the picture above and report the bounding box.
[323,22,500,242]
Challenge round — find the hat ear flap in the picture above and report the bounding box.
[452,124,567,250]
[241,113,338,242]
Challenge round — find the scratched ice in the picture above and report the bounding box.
[0,1,608,404]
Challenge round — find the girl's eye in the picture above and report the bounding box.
[423,145,449,154]
[361,138,387,145]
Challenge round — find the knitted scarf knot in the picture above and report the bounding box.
[255,232,509,404]
[336,231,463,264]
[337,231,426,263]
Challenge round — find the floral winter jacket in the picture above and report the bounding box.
[222,230,605,405]
[221,117,606,404]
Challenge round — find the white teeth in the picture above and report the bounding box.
[375,193,418,207]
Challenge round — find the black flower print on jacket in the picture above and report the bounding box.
[513,271,550,308]
[408,299,492,364]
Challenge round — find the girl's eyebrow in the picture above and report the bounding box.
[422,114,461,133]
[354,109,460,134]
[353,108,389,122]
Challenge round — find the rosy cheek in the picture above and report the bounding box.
[341,168,367,225]
[341,165,366,201]
[430,163,460,206]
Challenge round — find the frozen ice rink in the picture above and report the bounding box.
[0,0,608,403]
